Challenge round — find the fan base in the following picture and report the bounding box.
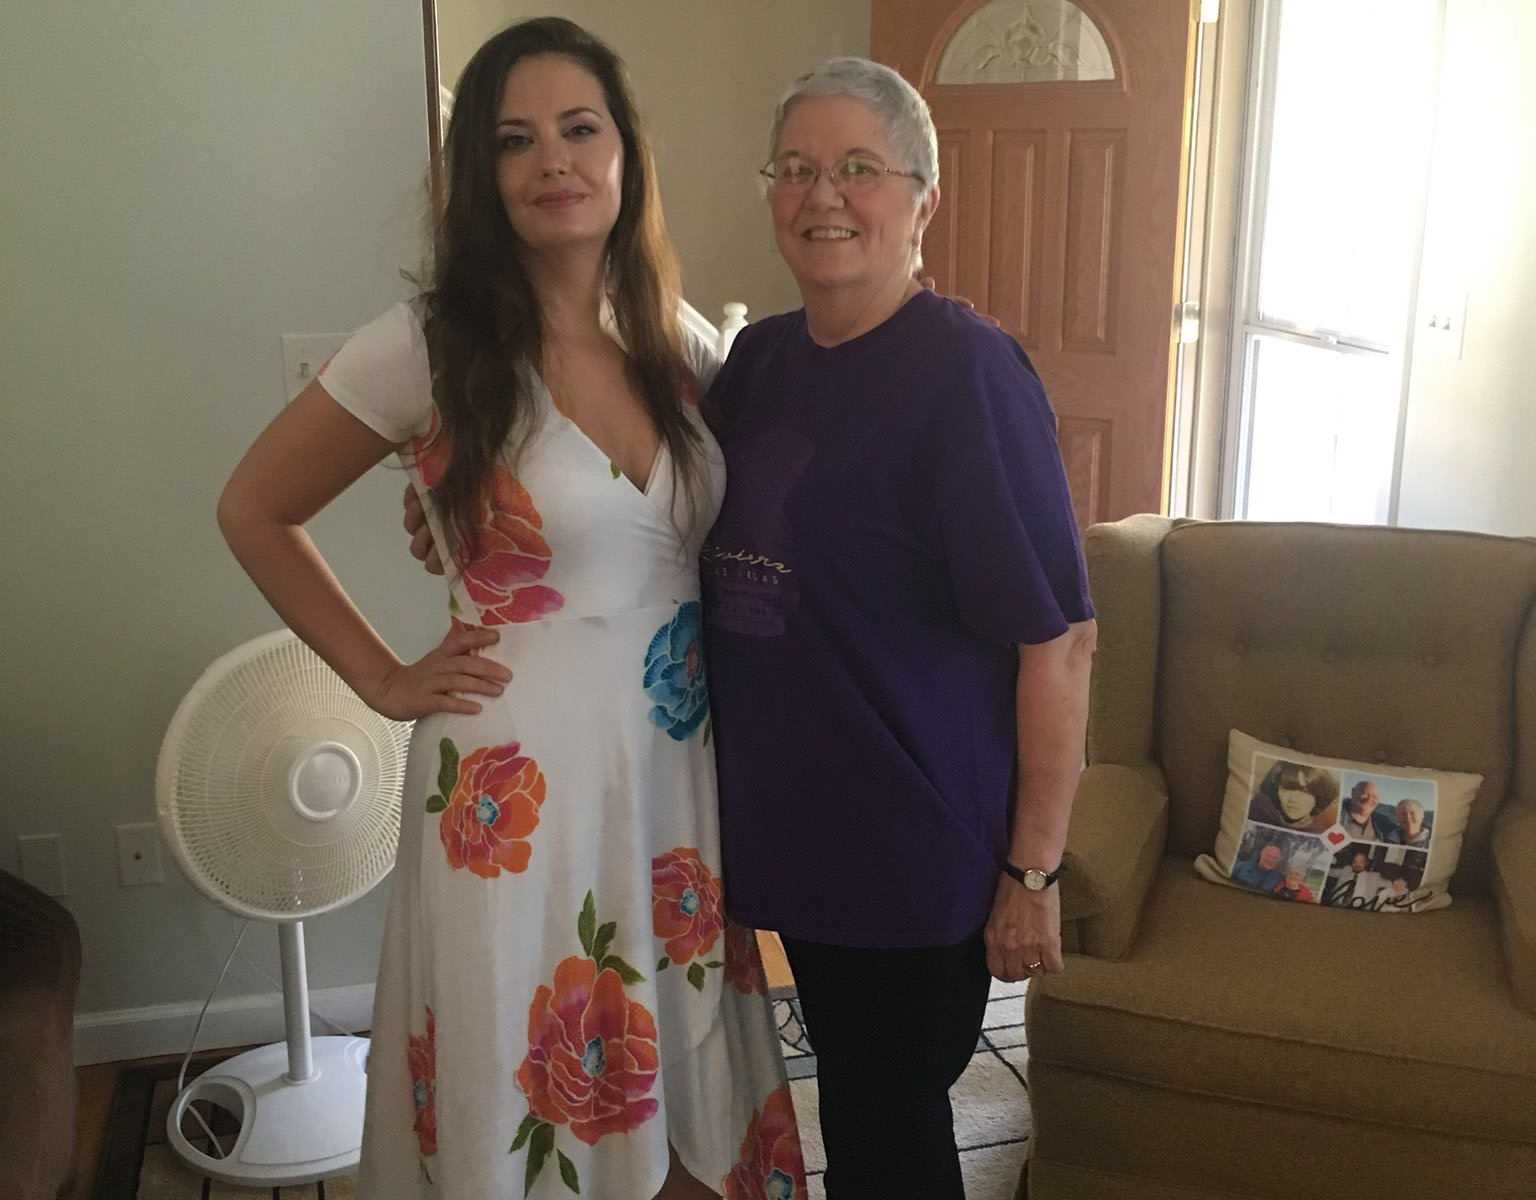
[167,1036,370,1186]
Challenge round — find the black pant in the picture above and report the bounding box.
[780,932,993,1199]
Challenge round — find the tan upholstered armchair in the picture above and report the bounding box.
[1,870,81,1200]
[1025,516,1536,1200]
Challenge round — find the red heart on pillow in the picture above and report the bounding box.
[1325,829,1347,846]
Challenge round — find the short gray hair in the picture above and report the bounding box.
[769,57,939,196]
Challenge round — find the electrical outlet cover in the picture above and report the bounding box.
[281,333,350,403]
[115,822,165,887]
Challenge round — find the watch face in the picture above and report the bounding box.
[1023,869,1046,891]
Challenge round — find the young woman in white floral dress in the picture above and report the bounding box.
[217,18,801,1200]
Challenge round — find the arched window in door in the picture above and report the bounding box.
[935,0,1115,85]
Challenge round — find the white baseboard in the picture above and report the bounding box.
[73,983,376,1066]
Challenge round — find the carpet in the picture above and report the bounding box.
[109,980,1031,1198]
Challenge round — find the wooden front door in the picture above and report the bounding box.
[873,0,1197,524]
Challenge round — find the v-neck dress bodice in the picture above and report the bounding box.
[316,302,802,1199]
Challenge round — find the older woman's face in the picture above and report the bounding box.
[768,96,936,297]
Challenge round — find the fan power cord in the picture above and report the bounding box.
[177,919,251,1158]
[174,920,363,1160]
[238,956,359,1040]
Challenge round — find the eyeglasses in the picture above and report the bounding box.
[759,153,924,194]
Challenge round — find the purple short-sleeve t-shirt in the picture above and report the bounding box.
[702,291,1093,948]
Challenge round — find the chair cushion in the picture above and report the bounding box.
[1029,859,1536,1145]
[1154,522,1536,892]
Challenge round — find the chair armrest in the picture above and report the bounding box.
[1059,763,1169,959]
[1493,804,1536,1014]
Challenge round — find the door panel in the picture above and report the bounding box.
[1061,128,1124,352]
[986,130,1047,346]
[1059,415,1112,528]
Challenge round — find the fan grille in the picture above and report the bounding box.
[159,632,412,919]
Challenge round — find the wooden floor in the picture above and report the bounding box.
[71,1056,139,1199]
[67,933,794,1198]
[757,929,794,992]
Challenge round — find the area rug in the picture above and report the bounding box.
[106,980,1031,1198]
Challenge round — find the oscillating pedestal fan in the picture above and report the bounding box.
[156,630,412,1186]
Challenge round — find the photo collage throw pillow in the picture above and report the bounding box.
[1194,729,1483,913]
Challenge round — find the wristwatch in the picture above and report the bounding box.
[1001,860,1063,891]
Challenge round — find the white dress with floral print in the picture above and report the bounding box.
[318,303,803,1200]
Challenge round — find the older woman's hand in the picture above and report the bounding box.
[984,875,1064,981]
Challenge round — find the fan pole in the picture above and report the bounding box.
[279,921,316,1083]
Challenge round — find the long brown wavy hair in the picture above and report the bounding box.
[421,17,704,561]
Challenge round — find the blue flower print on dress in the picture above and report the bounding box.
[643,601,709,741]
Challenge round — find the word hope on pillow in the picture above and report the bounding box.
[1194,729,1482,914]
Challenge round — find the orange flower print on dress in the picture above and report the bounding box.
[723,1085,805,1200]
[652,848,725,984]
[428,738,545,879]
[460,470,564,625]
[405,410,564,626]
[723,922,767,997]
[513,893,655,1193]
[407,1007,438,1159]
[517,956,660,1145]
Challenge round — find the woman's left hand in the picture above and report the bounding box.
[983,874,1064,982]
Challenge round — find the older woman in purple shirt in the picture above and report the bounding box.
[700,59,1095,1197]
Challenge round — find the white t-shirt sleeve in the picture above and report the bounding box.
[317,301,435,444]
[677,301,724,394]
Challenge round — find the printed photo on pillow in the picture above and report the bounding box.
[1229,824,1331,904]
[1247,754,1342,834]
[1335,770,1437,847]
[1321,843,1431,912]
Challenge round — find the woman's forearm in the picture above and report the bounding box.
[216,379,408,705]
[1007,619,1097,869]
[218,501,402,704]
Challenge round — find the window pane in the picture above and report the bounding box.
[1243,335,1399,524]
[1255,0,1439,343]
[936,0,1114,84]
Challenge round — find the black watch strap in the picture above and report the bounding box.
[1001,860,1063,888]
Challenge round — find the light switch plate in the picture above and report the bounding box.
[115,822,165,886]
[281,333,350,403]
[17,833,67,896]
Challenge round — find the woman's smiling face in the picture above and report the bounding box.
[493,54,624,256]
[767,95,936,297]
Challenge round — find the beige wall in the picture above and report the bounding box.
[1,1,437,1029]
[435,1,872,323]
[1397,0,1536,537]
